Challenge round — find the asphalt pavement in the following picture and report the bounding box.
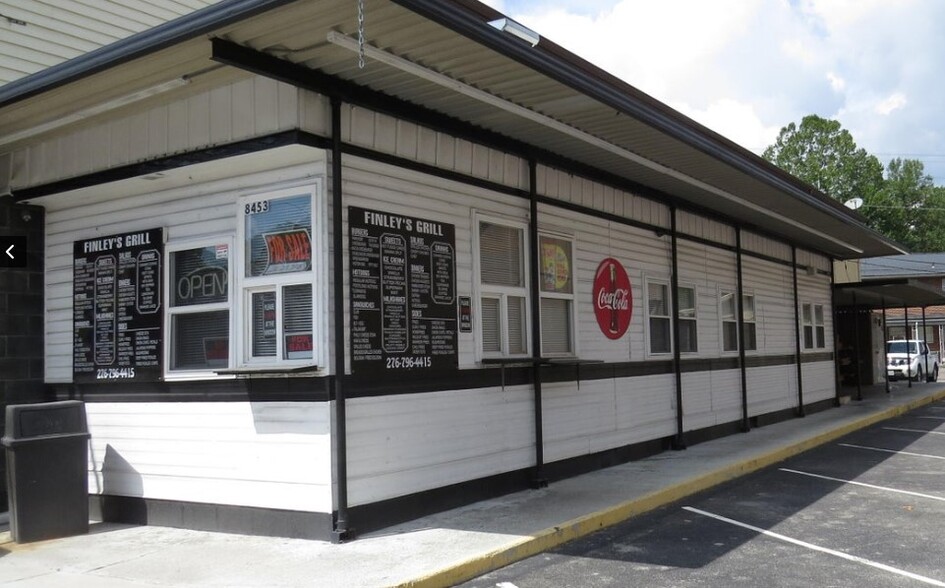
[463,400,945,587]
[2,381,944,588]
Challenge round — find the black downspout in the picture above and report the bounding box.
[853,291,862,401]
[831,261,841,406]
[736,228,749,432]
[792,247,805,417]
[330,96,350,543]
[882,299,890,394]
[528,158,547,488]
[670,208,685,449]
[905,305,912,389]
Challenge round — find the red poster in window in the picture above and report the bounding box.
[593,258,632,340]
[285,334,313,360]
[264,230,312,274]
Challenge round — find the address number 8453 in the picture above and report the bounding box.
[244,200,270,215]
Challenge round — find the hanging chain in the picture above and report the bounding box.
[357,0,366,69]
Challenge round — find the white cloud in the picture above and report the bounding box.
[673,98,782,155]
[827,72,846,93]
[875,92,908,116]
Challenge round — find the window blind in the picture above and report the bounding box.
[541,297,572,354]
[479,222,523,287]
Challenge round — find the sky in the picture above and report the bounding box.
[481,0,945,185]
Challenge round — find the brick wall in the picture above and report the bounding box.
[0,196,45,510]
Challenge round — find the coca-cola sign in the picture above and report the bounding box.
[593,258,632,340]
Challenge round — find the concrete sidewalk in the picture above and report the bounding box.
[3,383,944,588]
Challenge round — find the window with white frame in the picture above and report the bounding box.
[165,184,320,375]
[478,218,528,357]
[802,303,825,350]
[647,280,672,354]
[678,285,698,353]
[240,189,316,365]
[166,240,232,372]
[538,234,574,355]
[721,290,757,352]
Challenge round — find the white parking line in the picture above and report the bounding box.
[839,443,945,460]
[683,507,945,587]
[884,427,945,436]
[780,468,945,502]
[917,416,945,421]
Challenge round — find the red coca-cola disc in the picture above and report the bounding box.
[593,258,632,340]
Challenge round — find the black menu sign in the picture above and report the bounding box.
[349,207,457,373]
[73,228,163,382]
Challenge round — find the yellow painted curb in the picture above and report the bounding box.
[395,389,945,588]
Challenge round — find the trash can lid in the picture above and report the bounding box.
[4,400,88,442]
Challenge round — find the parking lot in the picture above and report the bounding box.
[464,400,945,587]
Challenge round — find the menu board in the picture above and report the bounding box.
[349,207,457,373]
[73,228,163,382]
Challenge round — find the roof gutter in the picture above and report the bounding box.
[0,0,302,109]
[390,0,905,255]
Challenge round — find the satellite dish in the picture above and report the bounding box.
[844,197,864,210]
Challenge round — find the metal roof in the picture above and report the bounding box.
[835,279,945,309]
[861,254,945,279]
[0,0,906,259]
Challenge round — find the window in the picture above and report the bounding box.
[477,218,528,357]
[239,189,316,365]
[166,240,232,373]
[721,290,756,352]
[647,280,671,354]
[539,234,574,355]
[721,290,738,352]
[742,293,757,351]
[803,303,825,350]
[164,184,321,376]
[814,304,825,348]
[678,285,698,353]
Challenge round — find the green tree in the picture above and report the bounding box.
[763,114,884,205]
[866,159,945,251]
[763,115,945,252]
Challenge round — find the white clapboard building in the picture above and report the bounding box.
[0,0,906,540]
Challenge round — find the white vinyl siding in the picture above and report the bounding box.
[85,401,332,513]
[28,74,844,516]
[12,76,300,191]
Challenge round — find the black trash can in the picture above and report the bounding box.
[2,400,91,543]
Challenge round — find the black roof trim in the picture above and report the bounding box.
[0,0,299,109]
